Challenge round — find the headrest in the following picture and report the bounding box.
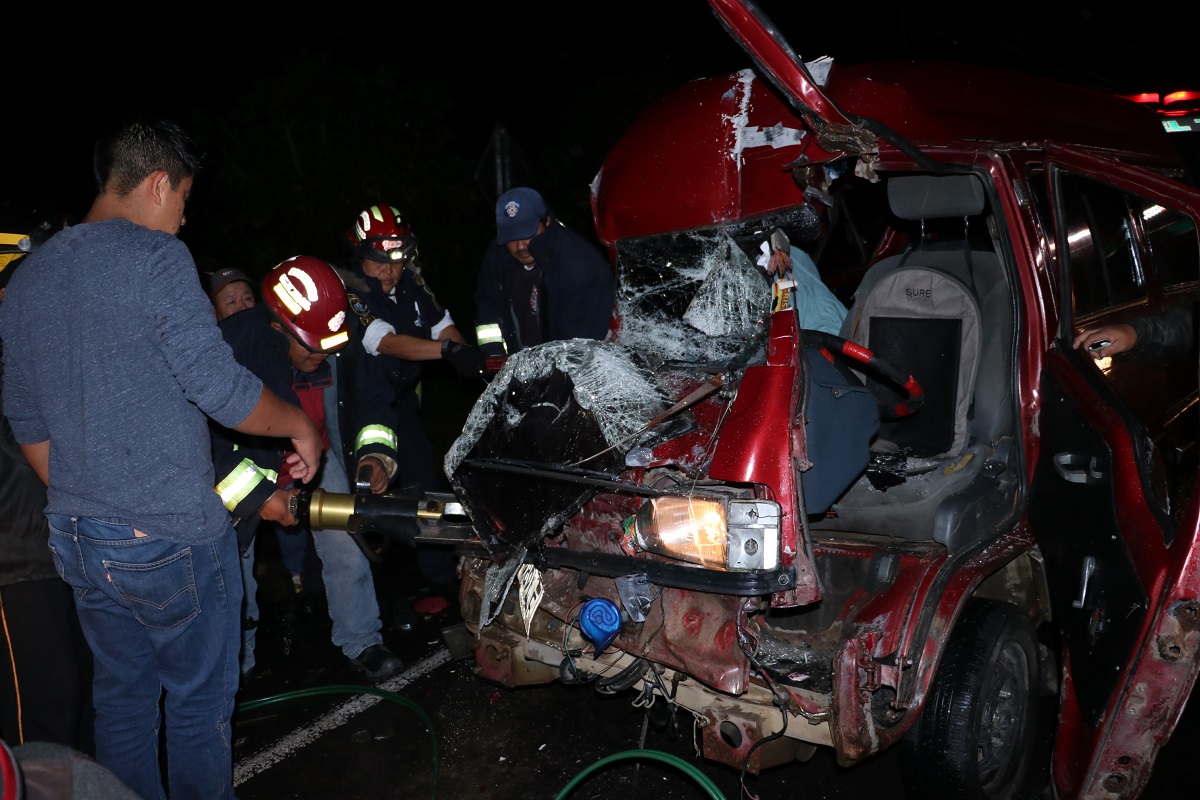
[888,175,985,221]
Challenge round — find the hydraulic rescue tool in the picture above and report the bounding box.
[289,478,475,563]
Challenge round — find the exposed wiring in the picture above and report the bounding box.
[639,587,667,654]
[738,702,788,800]
[730,610,829,799]
[0,597,22,743]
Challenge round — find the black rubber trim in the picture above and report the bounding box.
[460,542,794,596]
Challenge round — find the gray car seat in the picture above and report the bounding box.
[809,174,1017,552]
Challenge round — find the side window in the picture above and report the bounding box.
[1058,172,1146,320]
[1138,198,1200,297]
[1055,167,1200,535]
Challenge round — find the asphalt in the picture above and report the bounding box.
[229,531,1200,800]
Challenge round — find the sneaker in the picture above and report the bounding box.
[348,644,404,680]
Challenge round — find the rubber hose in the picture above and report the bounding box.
[236,684,439,799]
[554,749,727,800]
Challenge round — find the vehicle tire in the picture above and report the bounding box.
[900,599,1041,800]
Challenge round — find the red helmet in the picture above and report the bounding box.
[262,256,350,353]
[346,204,417,264]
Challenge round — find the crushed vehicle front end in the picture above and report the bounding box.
[446,30,1020,772]
[446,224,876,766]
[445,1,1200,796]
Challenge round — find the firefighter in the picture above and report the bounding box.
[473,187,615,362]
[212,255,405,680]
[344,204,481,592]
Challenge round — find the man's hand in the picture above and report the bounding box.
[356,455,391,494]
[441,339,486,380]
[1073,323,1137,359]
[260,488,301,526]
[285,419,323,483]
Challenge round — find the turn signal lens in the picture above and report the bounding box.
[630,496,781,571]
[634,497,729,568]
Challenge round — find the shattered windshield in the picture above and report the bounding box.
[612,230,771,364]
[444,229,773,555]
[446,230,772,478]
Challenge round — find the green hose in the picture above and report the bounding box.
[236,684,439,799]
[238,690,727,800]
[554,749,728,800]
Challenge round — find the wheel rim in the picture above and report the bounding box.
[977,639,1032,793]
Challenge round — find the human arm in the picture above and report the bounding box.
[17,440,49,485]
[1073,323,1138,359]
[370,301,483,377]
[259,487,302,526]
[375,318,469,360]
[356,455,391,494]
[473,247,510,358]
[1074,304,1195,360]
[347,342,401,489]
[232,386,321,483]
[375,331,444,360]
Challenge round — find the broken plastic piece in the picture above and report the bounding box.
[615,574,654,623]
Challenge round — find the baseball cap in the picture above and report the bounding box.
[209,267,251,297]
[495,187,546,244]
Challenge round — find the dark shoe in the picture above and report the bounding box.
[348,644,404,680]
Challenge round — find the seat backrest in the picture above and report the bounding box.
[839,175,1012,463]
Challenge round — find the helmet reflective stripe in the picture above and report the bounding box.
[276,266,319,313]
[475,323,506,351]
[320,330,350,351]
[354,205,406,243]
[354,206,387,241]
[356,424,398,452]
[262,256,350,353]
[216,459,279,511]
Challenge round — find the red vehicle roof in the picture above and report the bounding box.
[592,59,1179,244]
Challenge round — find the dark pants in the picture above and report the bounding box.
[0,578,94,754]
[394,392,458,588]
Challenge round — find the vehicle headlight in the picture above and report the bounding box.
[631,496,780,571]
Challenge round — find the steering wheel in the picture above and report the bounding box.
[800,329,924,419]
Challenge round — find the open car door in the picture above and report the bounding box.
[1028,144,1200,799]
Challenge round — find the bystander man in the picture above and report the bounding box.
[0,117,321,800]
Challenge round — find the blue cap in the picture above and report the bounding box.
[495,187,546,244]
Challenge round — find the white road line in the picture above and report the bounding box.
[233,646,453,785]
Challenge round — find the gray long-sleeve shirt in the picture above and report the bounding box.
[0,219,263,543]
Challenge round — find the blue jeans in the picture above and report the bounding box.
[47,515,242,800]
[241,451,383,669]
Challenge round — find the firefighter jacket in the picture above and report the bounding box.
[344,264,452,400]
[473,217,615,358]
[211,304,399,548]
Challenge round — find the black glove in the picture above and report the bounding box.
[441,339,486,380]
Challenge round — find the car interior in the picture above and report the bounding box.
[805,173,1020,554]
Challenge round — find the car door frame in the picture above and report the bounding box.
[1031,142,1200,800]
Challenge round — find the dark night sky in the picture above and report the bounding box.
[7,2,1200,217]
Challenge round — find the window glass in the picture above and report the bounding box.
[1138,198,1200,294]
[1056,169,1200,538]
[1059,172,1145,320]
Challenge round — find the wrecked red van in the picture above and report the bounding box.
[443,2,1200,797]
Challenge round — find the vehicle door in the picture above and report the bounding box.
[1027,144,1200,800]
